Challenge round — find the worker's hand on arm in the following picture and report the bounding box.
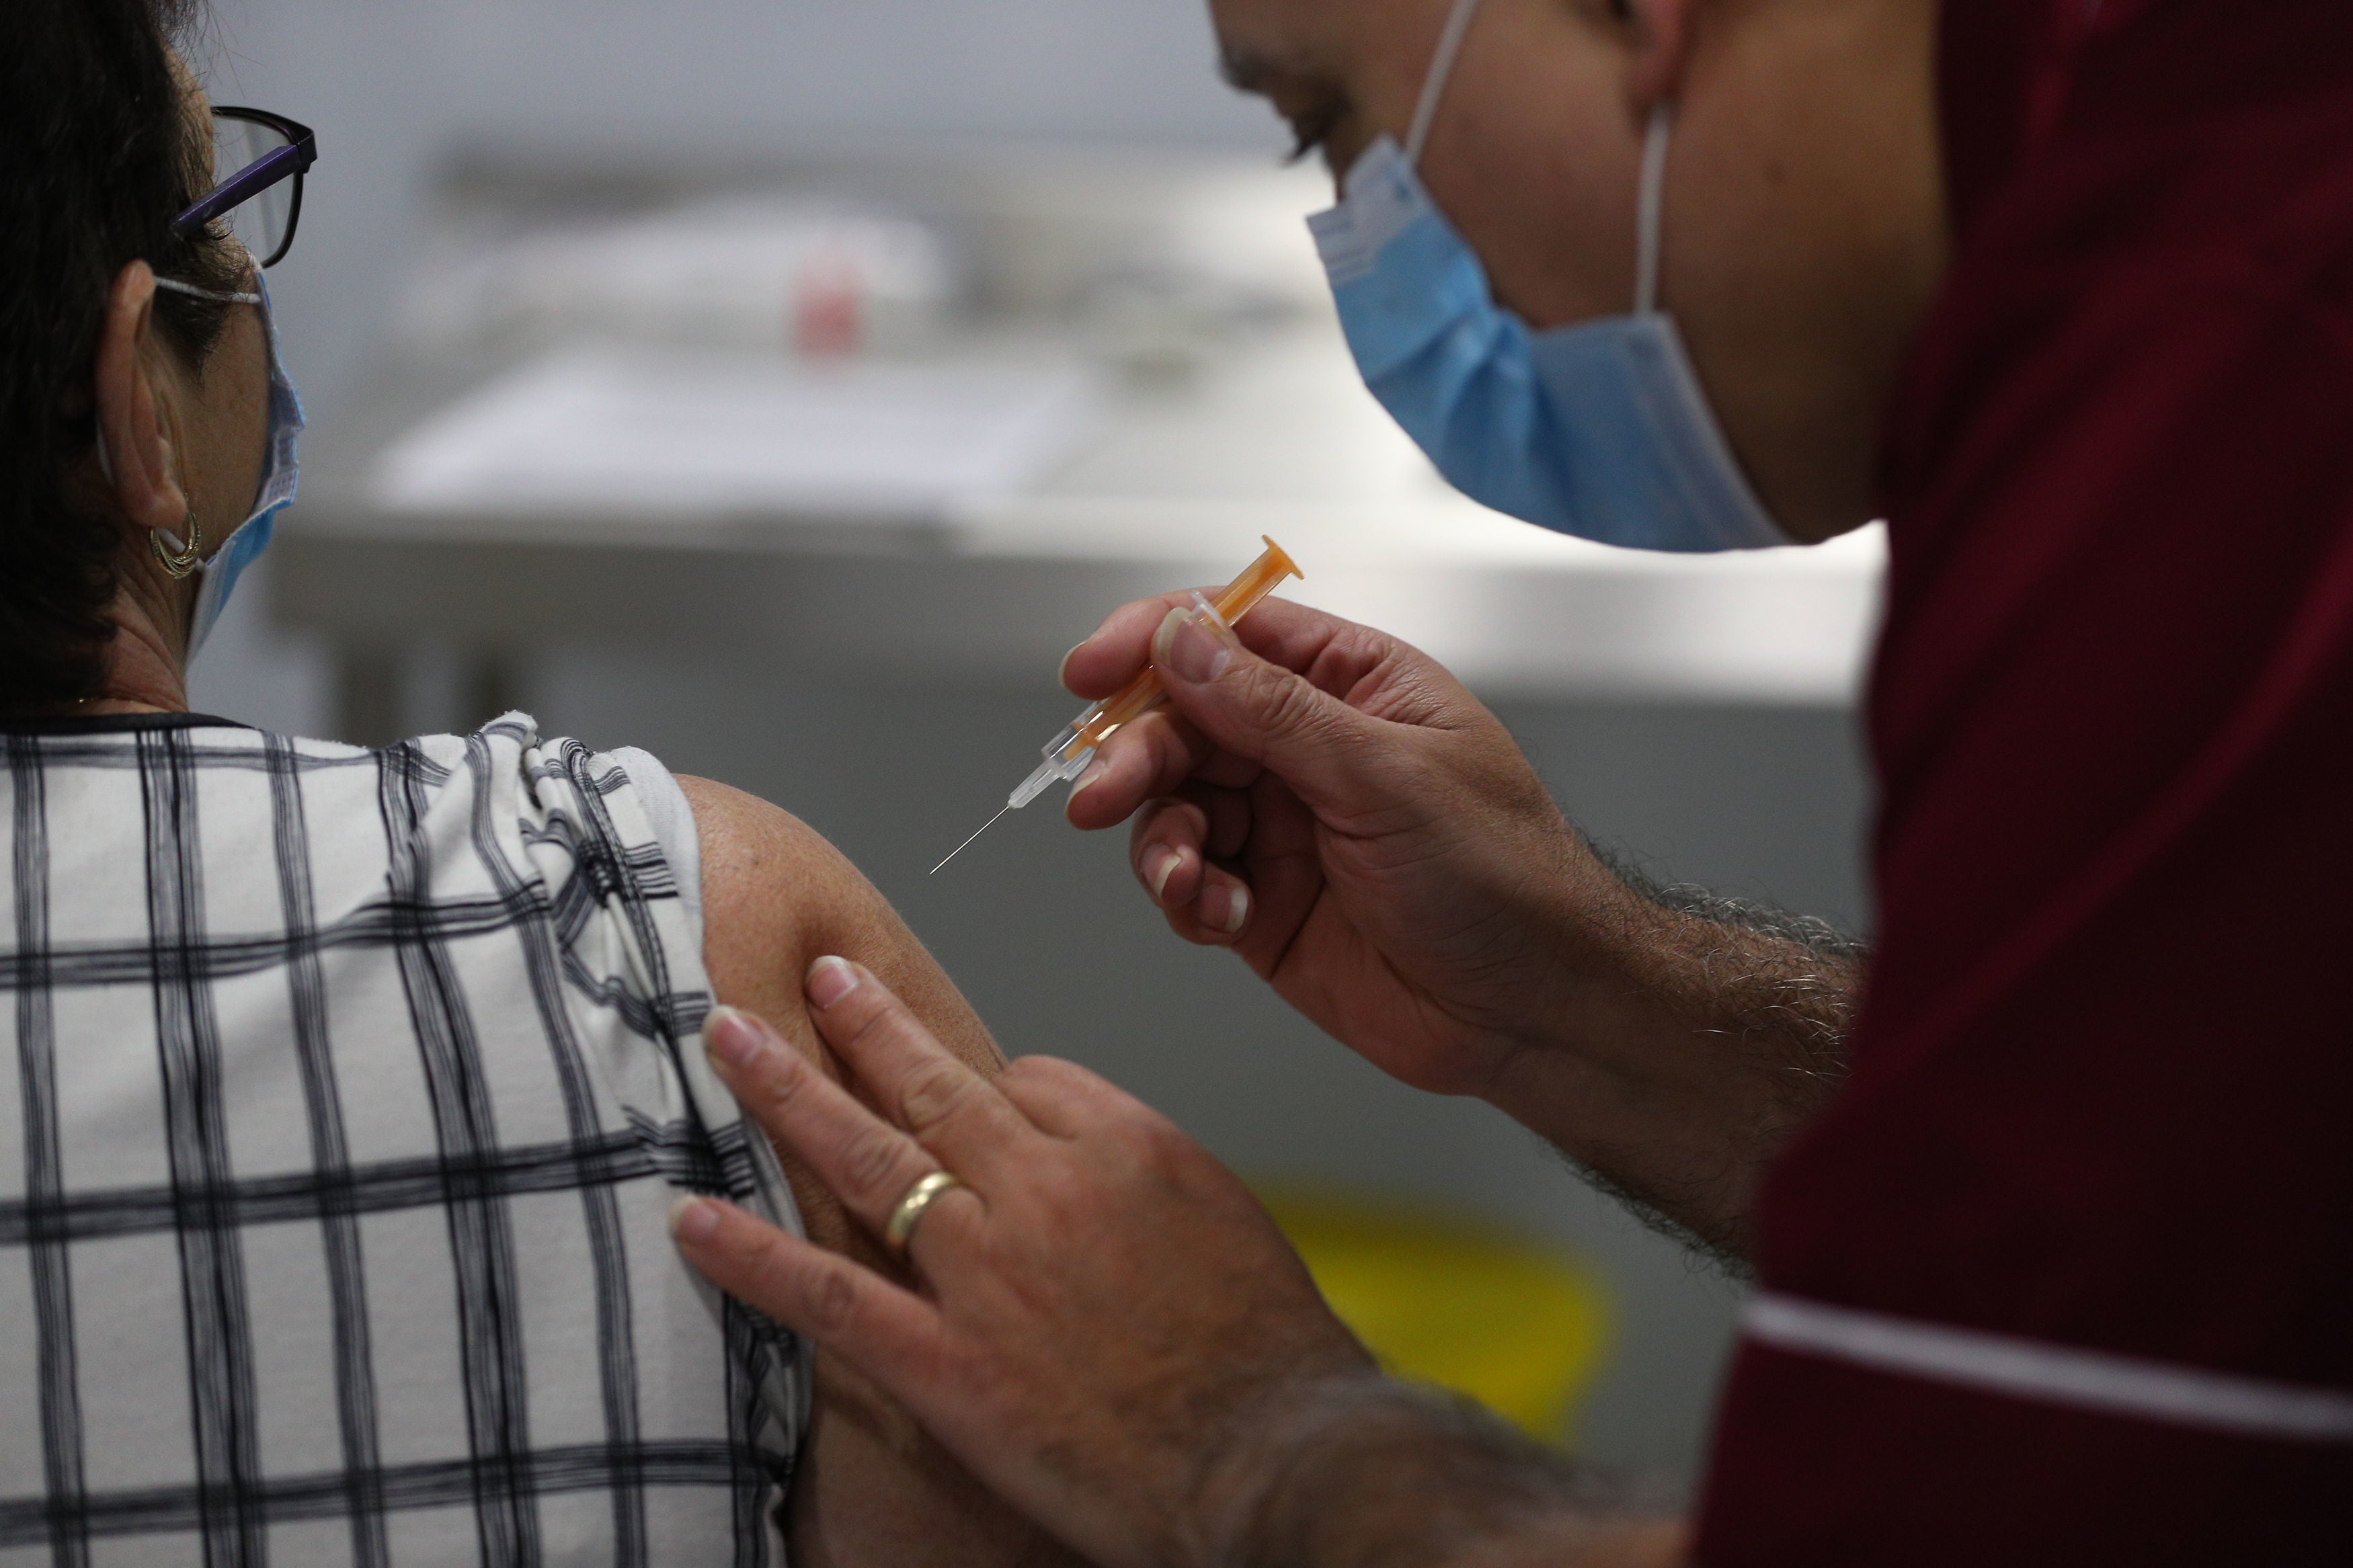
[674,961,1686,1568]
[1062,596,1860,1259]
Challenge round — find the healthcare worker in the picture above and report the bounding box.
[673,0,2353,1561]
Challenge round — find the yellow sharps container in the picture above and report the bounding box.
[1255,1188,1611,1445]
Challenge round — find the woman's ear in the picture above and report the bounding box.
[90,260,190,538]
[1620,0,1698,115]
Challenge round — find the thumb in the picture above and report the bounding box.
[1152,604,1389,809]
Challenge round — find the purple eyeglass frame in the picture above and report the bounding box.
[168,106,318,269]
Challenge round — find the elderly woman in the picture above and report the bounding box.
[0,3,1070,1563]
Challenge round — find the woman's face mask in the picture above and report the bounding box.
[1305,0,1786,552]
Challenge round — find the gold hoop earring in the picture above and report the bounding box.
[151,513,204,579]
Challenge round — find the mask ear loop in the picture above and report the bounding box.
[92,277,258,485]
[153,275,262,307]
[1406,0,1487,166]
[121,272,263,575]
[1634,101,1673,317]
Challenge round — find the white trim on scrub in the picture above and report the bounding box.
[1743,1292,2353,1442]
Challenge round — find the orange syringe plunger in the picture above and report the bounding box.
[1007,536,1304,809]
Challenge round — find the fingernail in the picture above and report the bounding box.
[1154,609,1230,686]
[1148,847,1181,903]
[1223,883,1250,934]
[1150,608,1186,665]
[670,1194,721,1243]
[1058,643,1086,689]
[807,956,860,1009]
[705,1005,767,1071]
[1071,758,1108,796]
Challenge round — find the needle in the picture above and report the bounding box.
[930,806,1009,876]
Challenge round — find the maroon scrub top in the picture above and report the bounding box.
[1695,1,2353,1559]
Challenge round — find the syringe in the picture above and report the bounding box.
[931,536,1304,874]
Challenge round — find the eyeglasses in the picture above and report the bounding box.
[169,107,318,270]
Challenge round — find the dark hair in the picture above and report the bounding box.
[1,0,246,708]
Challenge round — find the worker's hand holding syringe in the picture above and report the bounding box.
[932,538,1305,873]
[1055,583,1616,1101]
[1060,583,1856,1257]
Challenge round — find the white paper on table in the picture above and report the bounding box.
[368,345,1104,520]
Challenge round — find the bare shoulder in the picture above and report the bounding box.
[675,774,861,984]
[675,774,1000,1079]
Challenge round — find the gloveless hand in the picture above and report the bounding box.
[674,962,1380,1568]
[1062,593,1630,1098]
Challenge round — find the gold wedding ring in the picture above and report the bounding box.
[883,1170,965,1254]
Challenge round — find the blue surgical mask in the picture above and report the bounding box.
[1306,0,1785,552]
[145,270,305,658]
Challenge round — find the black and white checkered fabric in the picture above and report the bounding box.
[0,712,807,1567]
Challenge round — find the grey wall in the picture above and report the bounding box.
[182,0,1878,1487]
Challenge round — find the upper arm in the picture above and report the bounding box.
[682,772,1002,1120]
[676,776,1072,1568]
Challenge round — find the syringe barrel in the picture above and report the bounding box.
[1068,536,1302,754]
[1209,535,1304,626]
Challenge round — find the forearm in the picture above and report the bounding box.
[1200,1376,1684,1568]
[1492,850,1863,1263]
[792,1351,1090,1567]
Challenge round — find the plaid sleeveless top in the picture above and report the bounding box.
[0,712,806,1568]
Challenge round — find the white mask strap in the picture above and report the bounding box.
[154,274,262,307]
[1635,101,1673,317]
[1406,0,1487,165]
[114,276,260,487]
